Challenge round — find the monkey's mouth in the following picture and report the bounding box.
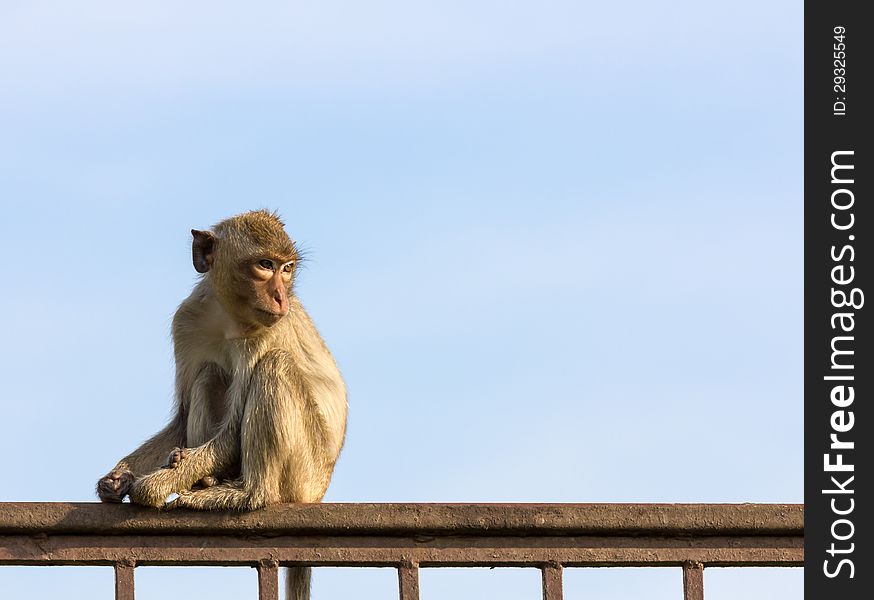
[255,308,286,323]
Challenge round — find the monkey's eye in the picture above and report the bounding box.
[282,262,294,273]
[258,259,274,270]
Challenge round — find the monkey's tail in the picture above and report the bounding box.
[286,566,311,600]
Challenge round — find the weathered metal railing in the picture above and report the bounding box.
[0,503,802,600]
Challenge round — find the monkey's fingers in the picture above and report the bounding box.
[96,470,134,503]
[163,447,191,469]
[187,475,219,491]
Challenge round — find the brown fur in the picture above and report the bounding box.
[96,210,348,600]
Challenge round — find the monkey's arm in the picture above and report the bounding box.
[96,415,187,503]
[120,417,188,476]
[129,416,240,508]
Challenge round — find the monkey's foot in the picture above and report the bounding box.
[96,469,135,503]
[163,447,190,469]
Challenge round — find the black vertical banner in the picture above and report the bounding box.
[805,1,871,598]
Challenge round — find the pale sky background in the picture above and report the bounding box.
[0,1,802,599]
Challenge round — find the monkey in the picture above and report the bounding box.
[96,210,347,600]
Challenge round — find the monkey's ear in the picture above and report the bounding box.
[191,229,216,273]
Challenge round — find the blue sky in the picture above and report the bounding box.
[0,1,801,598]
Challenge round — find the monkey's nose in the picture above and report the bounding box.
[273,290,288,312]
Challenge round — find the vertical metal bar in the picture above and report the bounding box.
[398,562,420,600]
[541,563,563,600]
[683,561,705,600]
[257,560,280,600]
[114,561,135,600]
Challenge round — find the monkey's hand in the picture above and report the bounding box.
[96,468,135,503]
[163,448,217,490]
[163,447,190,469]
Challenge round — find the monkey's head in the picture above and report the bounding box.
[191,210,299,330]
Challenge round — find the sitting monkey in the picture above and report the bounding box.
[97,210,347,599]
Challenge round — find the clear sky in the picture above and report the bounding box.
[0,1,801,599]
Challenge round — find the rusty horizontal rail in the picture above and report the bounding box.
[0,502,803,600]
[0,502,802,536]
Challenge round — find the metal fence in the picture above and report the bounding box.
[0,502,803,600]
